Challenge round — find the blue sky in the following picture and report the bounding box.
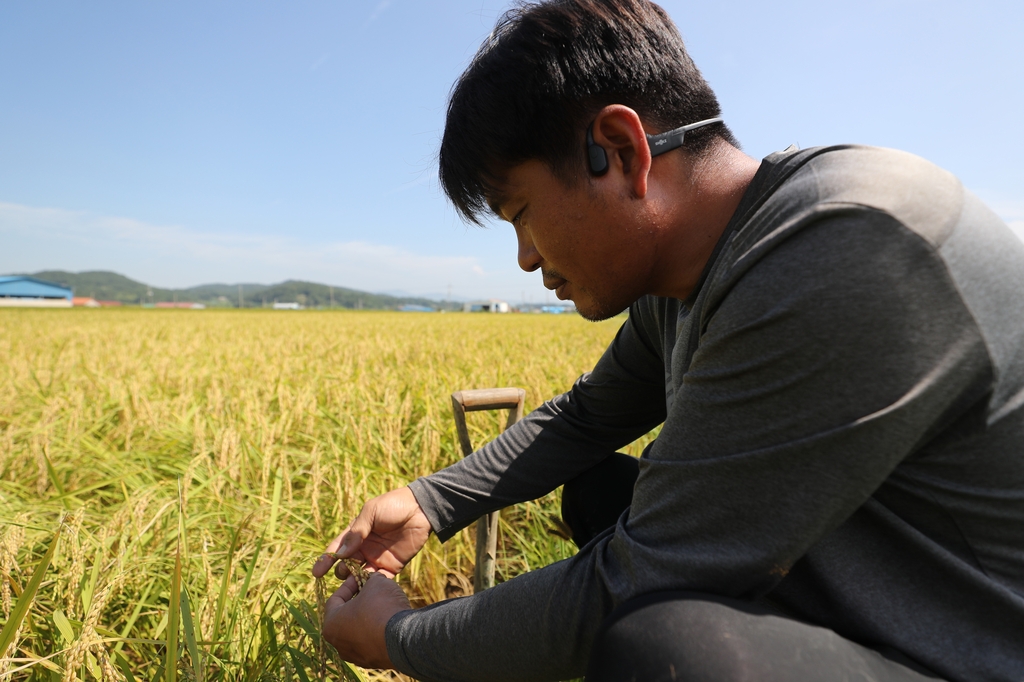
[2,0,1021,302]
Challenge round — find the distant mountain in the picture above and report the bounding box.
[179,282,271,300]
[247,280,447,310]
[10,270,455,310]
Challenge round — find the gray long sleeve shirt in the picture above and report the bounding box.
[388,146,1024,682]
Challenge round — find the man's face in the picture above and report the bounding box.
[493,160,658,321]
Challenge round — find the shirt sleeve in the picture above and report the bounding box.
[387,210,992,682]
[408,301,668,542]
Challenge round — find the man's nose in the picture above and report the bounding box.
[516,226,541,273]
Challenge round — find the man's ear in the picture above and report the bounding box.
[589,105,651,199]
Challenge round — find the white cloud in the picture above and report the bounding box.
[362,0,392,30]
[383,174,432,196]
[0,201,496,296]
[310,52,330,71]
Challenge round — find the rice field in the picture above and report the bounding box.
[0,308,652,681]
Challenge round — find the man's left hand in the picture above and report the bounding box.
[322,572,411,670]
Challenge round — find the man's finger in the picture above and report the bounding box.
[313,553,336,579]
[312,555,333,578]
[312,544,343,578]
[334,559,353,581]
[327,574,361,604]
[312,524,354,577]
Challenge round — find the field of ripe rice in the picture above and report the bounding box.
[0,308,651,681]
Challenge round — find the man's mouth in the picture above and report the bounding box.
[542,271,567,291]
[544,279,570,300]
[542,269,572,300]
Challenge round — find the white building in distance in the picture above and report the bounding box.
[463,299,510,313]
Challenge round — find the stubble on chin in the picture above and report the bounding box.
[549,272,634,322]
[574,295,631,322]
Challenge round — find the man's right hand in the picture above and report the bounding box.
[312,486,432,580]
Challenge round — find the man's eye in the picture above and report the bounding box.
[512,208,525,225]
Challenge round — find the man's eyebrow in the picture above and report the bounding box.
[486,192,509,220]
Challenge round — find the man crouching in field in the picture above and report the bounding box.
[312,1,1024,680]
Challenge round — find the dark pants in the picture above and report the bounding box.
[560,453,944,682]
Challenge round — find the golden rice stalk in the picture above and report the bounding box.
[59,509,86,620]
[0,519,26,620]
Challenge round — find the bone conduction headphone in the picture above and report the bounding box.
[586,116,723,176]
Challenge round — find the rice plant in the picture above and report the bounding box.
[0,309,653,681]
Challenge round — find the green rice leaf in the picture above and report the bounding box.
[52,609,75,644]
[113,650,138,682]
[284,601,318,640]
[41,451,65,497]
[227,534,263,647]
[210,519,246,647]
[165,540,181,682]
[180,587,203,682]
[286,646,313,682]
[268,469,283,540]
[339,660,367,682]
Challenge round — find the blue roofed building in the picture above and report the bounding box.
[0,276,74,307]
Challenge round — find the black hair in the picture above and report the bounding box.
[438,0,738,225]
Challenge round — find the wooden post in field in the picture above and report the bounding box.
[451,387,526,593]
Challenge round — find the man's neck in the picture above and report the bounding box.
[649,141,761,301]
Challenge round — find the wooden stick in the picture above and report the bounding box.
[450,387,526,593]
[452,387,526,414]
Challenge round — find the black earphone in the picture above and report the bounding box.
[586,116,724,176]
